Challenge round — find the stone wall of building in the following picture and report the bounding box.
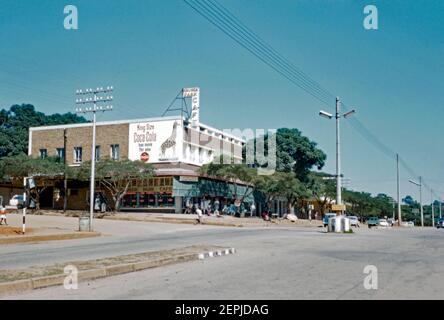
[31,123,129,165]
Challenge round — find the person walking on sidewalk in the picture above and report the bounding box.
[250,202,256,217]
[0,206,7,225]
[195,206,203,224]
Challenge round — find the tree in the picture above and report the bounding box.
[0,154,70,210]
[308,172,336,215]
[256,172,310,214]
[246,128,327,181]
[341,190,395,219]
[77,158,154,212]
[199,161,257,205]
[0,104,87,157]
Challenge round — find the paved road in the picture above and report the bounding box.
[0,214,260,269]
[2,216,444,299]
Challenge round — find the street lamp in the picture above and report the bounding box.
[319,111,333,119]
[76,86,114,232]
[319,98,356,213]
[408,177,423,227]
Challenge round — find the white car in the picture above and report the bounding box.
[401,221,415,227]
[378,218,390,227]
[347,216,360,227]
[9,195,24,208]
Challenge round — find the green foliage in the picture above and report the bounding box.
[342,190,394,218]
[0,104,87,157]
[307,172,336,214]
[78,158,154,211]
[0,154,73,210]
[255,171,310,212]
[246,128,326,181]
[0,154,67,181]
[199,161,257,202]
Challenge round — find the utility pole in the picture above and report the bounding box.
[75,86,114,232]
[440,198,442,219]
[396,154,402,226]
[431,189,435,228]
[319,98,356,215]
[63,129,68,213]
[420,176,423,227]
[22,177,27,234]
[409,177,423,227]
[335,97,341,207]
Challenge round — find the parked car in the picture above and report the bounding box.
[401,221,415,227]
[323,213,337,227]
[387,218,396,227]
[378,218,390,227]
[9,194,24,208]
[367,216,379,228]
[347,215,360,227]
[436,218,444,229]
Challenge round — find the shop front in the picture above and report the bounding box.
[120,175,254,214]
[120,176,175,212]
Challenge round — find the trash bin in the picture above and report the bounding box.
[328,217,336,232]
[79,217,91,232]
[328,216,350,233]
[343,217,351,232]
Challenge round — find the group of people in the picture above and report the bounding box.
[184,198,257,224]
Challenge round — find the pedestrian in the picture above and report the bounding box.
[214,199,220,216]
[195,206,203,224]
[250,202,256,217]
[206,200,212,216]
[185,198,192,214]
[0,206,7,225]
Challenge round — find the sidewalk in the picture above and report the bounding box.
[3,210,323,232]
[104,212,323,228]
[0,214,100,244]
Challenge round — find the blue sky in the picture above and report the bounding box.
[0,0,443,201]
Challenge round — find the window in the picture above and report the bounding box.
[110,144,120,160]
[39,149,48,159]
[74,147,83,163]
[95,146,101,162]
[56,148,65,160]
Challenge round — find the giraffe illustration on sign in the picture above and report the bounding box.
[160,121,179,158]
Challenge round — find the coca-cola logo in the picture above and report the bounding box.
[140,152,150,163]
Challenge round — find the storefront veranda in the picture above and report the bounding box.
[120,176,254,214]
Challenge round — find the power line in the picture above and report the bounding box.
[183,0,444,200]
[204,0,337,102]
[183,0,335,108]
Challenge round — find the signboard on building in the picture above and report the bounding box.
[179,176,199,182]
[183,87,200,127]
[331,204,346,212]
[128,119,183,163]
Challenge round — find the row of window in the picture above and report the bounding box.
[39,144,120,163]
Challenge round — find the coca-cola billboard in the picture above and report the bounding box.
[128,119,183,163]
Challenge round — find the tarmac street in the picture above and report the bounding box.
[1,215,443,300]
